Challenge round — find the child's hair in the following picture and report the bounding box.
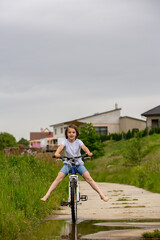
[65,124,79,139]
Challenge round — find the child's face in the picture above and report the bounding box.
[67,127,77,142]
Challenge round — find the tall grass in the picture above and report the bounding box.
[0,152,68,240]
[85,134,160,193]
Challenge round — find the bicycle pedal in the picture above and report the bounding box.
[60,201,69,206]
[80,195,88,201]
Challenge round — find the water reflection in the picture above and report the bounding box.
[19,219,160,240]
[61,223,78,240]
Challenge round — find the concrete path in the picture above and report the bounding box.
[46,181,160,239]
[51,181,160,220]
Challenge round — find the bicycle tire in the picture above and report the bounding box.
[70,179,77,223]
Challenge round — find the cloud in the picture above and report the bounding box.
[0,0,160,140]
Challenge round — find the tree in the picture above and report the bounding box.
[0,132,17,150]
[18,138,29,146]
[79,123,105,158]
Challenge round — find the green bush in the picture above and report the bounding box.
[111,133,122,141]
[125,130,132,139]
[123,137,142,166]
[18,138,29,146]
[143,229,160,238]
[105,127,160,143]
[100,134,111,142]
[149,127,160,135]
[79,123,105,158]
[0,132,17,150]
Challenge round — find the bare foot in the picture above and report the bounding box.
[101,196,109,202]
[41,195,49,202]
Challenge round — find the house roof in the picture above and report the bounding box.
[141,105,160,116]
[30,132,53,141]
[50,108,122,127]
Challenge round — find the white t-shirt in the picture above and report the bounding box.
[61,139,84,165]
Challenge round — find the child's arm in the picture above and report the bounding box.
[55,144,64,158]
[81,144,93,157]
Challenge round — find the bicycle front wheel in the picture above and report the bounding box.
[70,179,77,223]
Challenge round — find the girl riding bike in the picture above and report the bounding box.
[41,124,109,202]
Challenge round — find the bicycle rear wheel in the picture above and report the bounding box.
[70,179,77,223]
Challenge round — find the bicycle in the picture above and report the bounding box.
[53,154,89,223]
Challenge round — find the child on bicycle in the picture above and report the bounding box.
[41,124,109,202]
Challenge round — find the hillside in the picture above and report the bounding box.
[85,133,160,193]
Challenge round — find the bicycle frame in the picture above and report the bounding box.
[54,154,89,222]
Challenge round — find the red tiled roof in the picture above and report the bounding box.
[30,132,53,141]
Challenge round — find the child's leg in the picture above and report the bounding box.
[82,171,109,202]
[41,172,65,202]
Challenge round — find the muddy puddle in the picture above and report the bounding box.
[19,218,160,240]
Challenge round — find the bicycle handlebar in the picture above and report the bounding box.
[52,154,90,161]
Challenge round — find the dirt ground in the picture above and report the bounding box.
[47,181,160,239]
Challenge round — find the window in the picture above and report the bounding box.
[53,139,58,144]
[61,128,63,134]
[95,127,108,135]
[54,129,57,135]
[152,119,159,128]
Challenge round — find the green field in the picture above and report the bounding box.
[85,133,160,193]
[1,133,160,239]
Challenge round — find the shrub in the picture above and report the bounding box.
[100,134,111,142]
[18,138,29,146]
[126,130,132,140]
[0,132,17,150]
[123,137,142,166]
[131,128,139,137]
[79,123,105,158]
[142,229,160,238]
[111,133,122,141]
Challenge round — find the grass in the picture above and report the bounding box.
[1,133,160,239]
[124,205,145,208]
[0,152,68,240]
[117,198,130,201]
[143,229,160,238]
[85,134,160,193]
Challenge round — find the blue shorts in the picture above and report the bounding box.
[59,164,88,176]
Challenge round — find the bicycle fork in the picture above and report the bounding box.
[68,175,80,203]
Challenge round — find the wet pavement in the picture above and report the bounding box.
[20,219,160,240]
[20,181,160,239]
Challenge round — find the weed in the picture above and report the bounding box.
[113,190,123,192]
[117,198,130,201]
[142,229,160,238]
[124,205,145,208]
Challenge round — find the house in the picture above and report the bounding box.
[141,105,160,129]
[29,128,54,149]
[50,105,146,145]
[119,116,146,133]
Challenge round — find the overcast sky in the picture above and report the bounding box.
[0,0,160,140]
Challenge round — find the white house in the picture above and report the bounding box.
[50,105,146,145]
